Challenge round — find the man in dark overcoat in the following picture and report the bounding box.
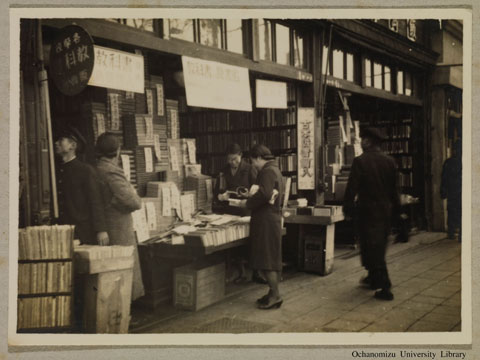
[343,127,400,301]
[441,140,462,241]
[55,128,109,245]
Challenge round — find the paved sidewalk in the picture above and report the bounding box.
[131,232,461,333]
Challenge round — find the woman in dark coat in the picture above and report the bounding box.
[95,132,145,301]
[244,144,284,309]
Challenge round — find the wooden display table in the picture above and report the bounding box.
[137,228,286,310]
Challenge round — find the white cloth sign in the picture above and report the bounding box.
[94,113,106,137]
[120,154,131,181]
[255,79,287,109]
[156,83,165,116]
[297,108,315,190]
[145,202,157,231]
[154,134,161,160]
[186,139,196,164]
[146,89,154,115]
[89,45,145,93]
[169,146,179,171]
[162,187,172,216]
[108,93,120,131]
[144,147,153,173]
[182,56,252,112]
[132,205,149,243]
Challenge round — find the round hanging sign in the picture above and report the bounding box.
[50,25,95,96]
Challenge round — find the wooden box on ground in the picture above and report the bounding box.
[303,225,335,275]
[75,256,134,334]
[173,262,225,311]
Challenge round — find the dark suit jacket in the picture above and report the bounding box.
[57,157,107,244]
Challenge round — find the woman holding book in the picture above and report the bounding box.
[95,132,145,301]
[242,144,284,309]
[214,143,266,285]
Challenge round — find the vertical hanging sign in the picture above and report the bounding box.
[297,108,315,190]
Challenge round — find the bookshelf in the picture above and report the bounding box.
[17,226,74,332]
[181,83,298,197]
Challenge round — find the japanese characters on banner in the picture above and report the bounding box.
[50,25,95,96]
[144,115,154,142]
[162,187,172,216]
[89,45,145,93]
[156,84,165,116]
[94,113,105,138]
[120,154,131,181]
[146,89,154,115]
[181,56,252,112]
[255,79,287,109]
[153,134,162,160]
[297,108,315,190]
[108,93,120,131]
[145,202,157,231]
[169,146,180,171]
[144,147,153,173]
[132,204,149,243]
[186,139,197,164]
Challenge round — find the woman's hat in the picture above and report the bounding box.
[95,132,120,157]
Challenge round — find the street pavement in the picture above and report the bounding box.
[130,232,461,333]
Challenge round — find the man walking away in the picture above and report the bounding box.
[343,127,400,301]
[441,140,462,241]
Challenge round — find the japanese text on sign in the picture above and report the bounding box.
[297,108,315,190]
[181,56,252,112]
[88,45,145,93]
[50,25,94,96]
[255,79,287,109]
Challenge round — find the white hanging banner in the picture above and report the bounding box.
[120,154,131,181]
[89,45,145,93]
[255,79,287,109]
[297,108,315,190]
[182,56,252,112]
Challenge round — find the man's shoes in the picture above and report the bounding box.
[374,289,394,301]
[258,297,283,310]
[360,276,371,285]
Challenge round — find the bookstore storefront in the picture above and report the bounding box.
[18,18,440,333]
[18,18,327,331]
[319,20,438,240]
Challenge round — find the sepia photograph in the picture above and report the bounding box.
[4,3,475,355]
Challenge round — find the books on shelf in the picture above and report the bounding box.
[18,262,72,295]
[17,295,71,330]
[18,225,74,261]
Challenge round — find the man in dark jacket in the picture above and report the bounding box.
[55,128,109,245]
[343,127,400,301]
[441,140,462,241]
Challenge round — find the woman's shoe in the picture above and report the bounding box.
[374,289,394,301]
[256,294,270,305]
[258,297,283,310]
[252,272,268,285]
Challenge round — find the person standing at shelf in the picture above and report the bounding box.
[240,144,284,309]
[213,143,265,285]
[441,140,462,241]
[95,132,145,301]
[343,127,400,301]
[54,128,109,246]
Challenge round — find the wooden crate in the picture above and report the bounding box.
[75,256,134,333]
[173,262,225,311]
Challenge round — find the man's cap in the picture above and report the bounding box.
[56,127,86,152]
[360,127,387,141]
[95,132,120,158]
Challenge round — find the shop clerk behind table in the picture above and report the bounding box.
[239,144,284,310]
[214,143,258,216]
[95,132,145,301]
[54,128,109,246]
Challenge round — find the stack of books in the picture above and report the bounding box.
[184,174,213,213]
[18,225,74,260]
[17,296,71,330]
[288,198,308,207]
[18,262,72,295]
